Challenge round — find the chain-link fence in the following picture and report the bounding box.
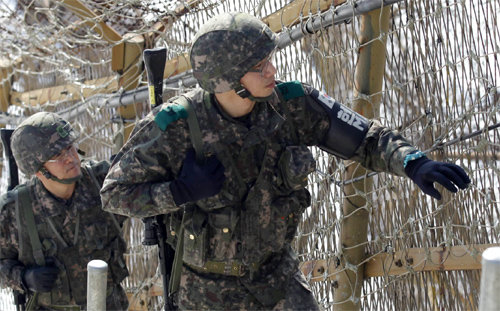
[1,0,498,310]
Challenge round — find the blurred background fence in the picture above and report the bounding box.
[0,0,498,310]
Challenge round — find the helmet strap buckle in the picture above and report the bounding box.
[235,84,275,103]
[235,86,251,99]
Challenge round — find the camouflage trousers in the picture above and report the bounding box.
[177,266,320,310]
[31,283,128,311]
[104,283,129,311]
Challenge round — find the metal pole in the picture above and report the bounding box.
[276,0,401,48]
[87,260,108,311]
[479,247,500,311]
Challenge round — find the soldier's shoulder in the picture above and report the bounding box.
[276,80,313,101]
[154,90,203,131]
[0,190,16,211]
[0,192,15,223]
[82,159,110,179]
[0,184,29,212]
[154,103,188,131]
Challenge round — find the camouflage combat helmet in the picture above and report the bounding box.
[190,12,277,93]
[11,112,78,175]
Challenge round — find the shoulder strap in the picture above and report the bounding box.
[276,80,305,100]
[201,92,247,198]
[15,185,46,266]
[174,96,205,163]
[176,93,247,198]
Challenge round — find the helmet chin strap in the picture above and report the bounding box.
[40,167,82,185]
[235,85,275,103]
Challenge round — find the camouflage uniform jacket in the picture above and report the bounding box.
[0,160,129,310]
[101,81,417,306]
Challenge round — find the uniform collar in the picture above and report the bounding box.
[32,177,73,218]
[204,90,285,147]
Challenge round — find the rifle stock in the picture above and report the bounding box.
[143,48,167,108]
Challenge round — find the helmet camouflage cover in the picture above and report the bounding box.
[11,112,78,175]
[189,11,277,93]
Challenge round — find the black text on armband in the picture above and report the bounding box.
[337,106,365,131]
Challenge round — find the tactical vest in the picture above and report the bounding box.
[156,82,317,303]
[10,162,126,310]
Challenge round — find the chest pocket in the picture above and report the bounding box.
[275,145,316,193]
[206,206,240,261]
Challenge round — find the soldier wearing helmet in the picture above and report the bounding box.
[0,112,129,310]
[101,12,470,310]
[190,11,278,99]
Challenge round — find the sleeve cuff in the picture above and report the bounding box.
[403,151,426,168]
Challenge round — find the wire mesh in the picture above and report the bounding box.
[0,0,498,310]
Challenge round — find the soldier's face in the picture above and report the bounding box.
[44,145,81,179]
[240,55,277,98]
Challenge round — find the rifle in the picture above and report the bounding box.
[1,128,25,311]
[1,129,19,191]
[142,47,176,311]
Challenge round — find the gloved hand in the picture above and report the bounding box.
[22,266,59,292]
[405,156,471,200]
[170,149,225,205]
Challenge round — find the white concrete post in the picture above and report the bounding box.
[479,247,500,311]
[87,260,108,311]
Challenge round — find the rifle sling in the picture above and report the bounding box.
[16,185,46,266]
[169,211,185,296]
[177,97,204,163]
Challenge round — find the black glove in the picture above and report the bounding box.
[405,156,471,200]
[170,149,225,205]
[22,266,59,292]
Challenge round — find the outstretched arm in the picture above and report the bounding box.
[348,121,470,199]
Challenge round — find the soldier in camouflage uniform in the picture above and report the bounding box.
[101,12,470,310]
[0,112,129,310]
